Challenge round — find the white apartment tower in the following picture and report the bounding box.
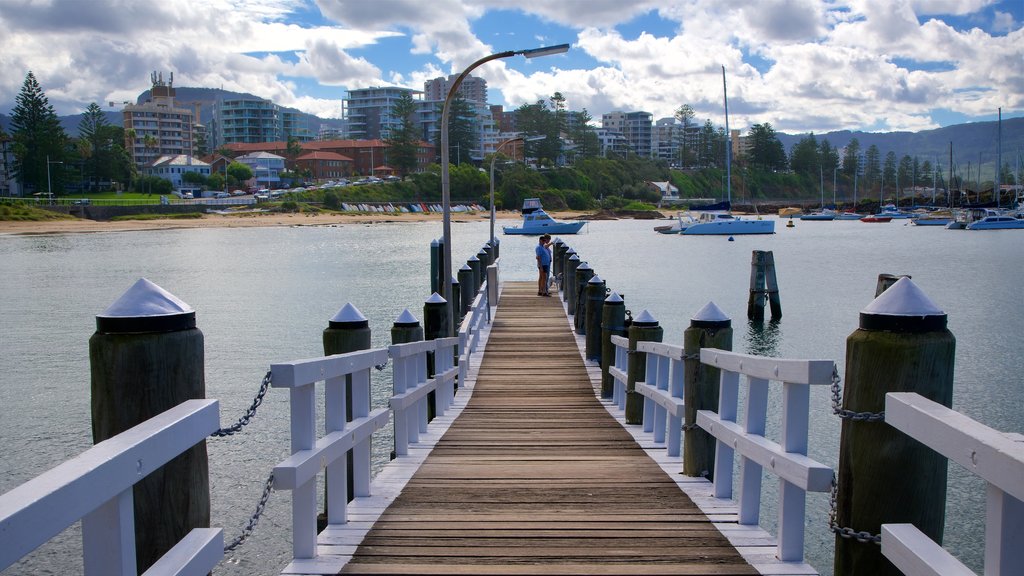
[123,72,194,169]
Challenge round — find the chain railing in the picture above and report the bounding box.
[224,472,275,552]
[830,366,885,422]
[211,371,272,437]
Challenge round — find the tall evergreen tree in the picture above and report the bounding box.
[435,95,476,165]
[78,102,109,190]
[883,151,898,197]
[674,104,696,167]
[385,91,420,177]
[746,123,786,171]
[789,134,819,176]
[864,144,882,193]
[842,138,861,177]
[11,71,67,195]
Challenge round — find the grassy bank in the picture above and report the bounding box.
[0,203,76,221]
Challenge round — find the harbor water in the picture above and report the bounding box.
[1,216,1020,575]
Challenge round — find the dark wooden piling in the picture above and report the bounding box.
[683,302,732,479]
[89,278,209,574]
[573,263,594,333]
[625,310,663,425]
[600,292,627,398]
[747,250,781,320]
[834,277,955,576]
[583,275,606,360]
[424,293,449,421]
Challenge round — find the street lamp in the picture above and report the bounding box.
[489,135,545,245]
[440,43,569,334]
[46,155,63,204]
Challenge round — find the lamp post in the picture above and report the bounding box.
[489,135,545,245]
[440,43,569,335]
[46,155,63,204]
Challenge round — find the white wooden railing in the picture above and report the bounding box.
[697,348,835,562]
[881,392,1024,576]
[0,399,223,576]
[606,336,836,563]
[272,278,492,572]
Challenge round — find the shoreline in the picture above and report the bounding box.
[0,209,596,236]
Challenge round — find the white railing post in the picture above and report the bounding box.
[290,384,317,559]
[652,355,669,444]
[642,351,657,434]
[739,376,768,526]
[778,380,811,561]
[712,369,739,499]
[82,488,135,576]
[324,372,348,525]
[351,366,371,498]
[667,355,684,457]
[391,352,410,457]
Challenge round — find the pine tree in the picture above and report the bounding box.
[11,72,67,195]
[385,91,420,177]
[78,102,109,190]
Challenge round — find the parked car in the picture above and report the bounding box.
[181,192,194,200]
[231,189,246,196]
[215,192,230,198]
[73,198,91,205]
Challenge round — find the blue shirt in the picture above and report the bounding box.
[536,243,551,265]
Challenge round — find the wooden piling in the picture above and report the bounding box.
[552,238,565,284]
[458,265,474,319]
[322,302,371,524]
[600,292,627,398]
[834,277,954,576]
[565,253,580,313]
[748,250,781,320]
[89,279,209,574]
[875,273,910,297]
[625,310,663,425]
[423,293,448,421]
[765,251,782,319]
[430,238,440,294]
[573,262,594,333]
[683,302,732,479]
[583,275,606,360]
[449,274,461,328]
[468,255,482,293]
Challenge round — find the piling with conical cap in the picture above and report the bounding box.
[683,301,732,479]
[565,253,581,313]
[562,248,577,297]
[430,238,441,294]
[468,255,482,293]
[489,237,500,260]
[391,309,424,460]
[90,278,209,573]
[552,238,566,285]
[482,242,494,268]
[423,292,449,421]
[573,262,594,332]
[600,292,628,398]
[834,277,954,576]
[625,309,663,425]
[458,264,474,319]
[874,273,910,297]
[584,275,606,359]
[449,274,461,329]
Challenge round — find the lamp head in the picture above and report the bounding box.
[519,43,570,59]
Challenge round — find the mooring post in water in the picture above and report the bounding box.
[467,254,482,294]
[391,309,424,459]
[322,302,371,525]
[747,250,781,320]
[765,251,782,318]
[600,292,627,398]
[423,292,448,422]
[573,262,594,333]
[625,310,663,425]
[875,273,910,297]
[458,264,474,319]
[430,238,440,294]
[834,277,954,576]
[584,275,606,359]
[683,301,732,479]
[90,278,209,574]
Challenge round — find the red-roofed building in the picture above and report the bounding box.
[219,139,434,179]
[295,151,354,181]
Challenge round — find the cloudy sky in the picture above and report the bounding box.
[1,0,1021,134]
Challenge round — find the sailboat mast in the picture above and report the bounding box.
[948,141,953,208]
[722,66,731,206]
[996,108,1002,208]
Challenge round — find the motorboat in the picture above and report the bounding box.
[965,211,1024,230]
[876,204,914,219]
[800,209,836,221]
[911,210,953,226]
[681,211,775,235]
[835,212,863,220]
[860,215,892,223]
[653,212,697,234]
[503,198,585,235]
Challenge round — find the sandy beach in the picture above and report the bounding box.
[0,209,592,235]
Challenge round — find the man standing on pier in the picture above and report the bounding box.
[536,234,552,296]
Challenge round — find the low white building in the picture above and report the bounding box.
[236,151,285,189]
[148,154,210,196]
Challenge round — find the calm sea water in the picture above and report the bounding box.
[1,216,1020,575]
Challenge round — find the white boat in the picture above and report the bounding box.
[679,67,775,237]
[835,212,863,220]
[965,210,1024,230]
[877,204,914,219]
[502,198,585,235]
[682,211,775,235]
[800,208,837,221]
[653,212,697,234]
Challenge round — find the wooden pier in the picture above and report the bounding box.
[333,282,756,575]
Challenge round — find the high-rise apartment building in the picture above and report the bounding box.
[343,87,422,140]
[210,98,314,148]
[601,111,652,157]
[123,72,194,169]
[423,74,488,104]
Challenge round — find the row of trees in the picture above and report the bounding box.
[6,72,135,196]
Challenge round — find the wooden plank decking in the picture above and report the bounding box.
[336,282,758,575]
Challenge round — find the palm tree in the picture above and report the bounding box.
[142,134,158,195]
